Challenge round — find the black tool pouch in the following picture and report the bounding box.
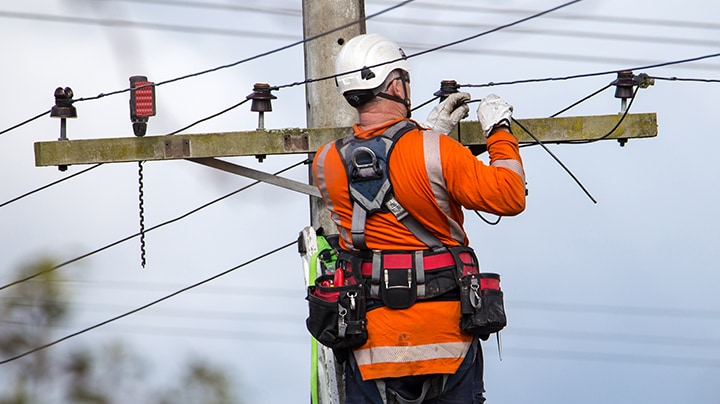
[376,253,418,309]
[380,268,417,309]
[459,272,507,340]
[306,274,367,349]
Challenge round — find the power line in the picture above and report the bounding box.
[402,44,720,71]
[461,52,720,88]
[650,75,720,83]
[550,83,613,118]
[0,164,103,209]
[0,109,49,137]
[0,239,298,365]
[0,159,309,292]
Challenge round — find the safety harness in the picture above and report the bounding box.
[332,120,477,309]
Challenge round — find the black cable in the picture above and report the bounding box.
[165,98,251,136]
[461,52,720,89]
[512,116,597,204]
[474,210,502,225]
[650,75,720,83]
[411,96,440,112]
[0,164,103,209]
[0,109,50,137]
[0,159,309,292]
[0,239,298,365]
[563,86,639,145]
[550,83,613,118]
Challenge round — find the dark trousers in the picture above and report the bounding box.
[344,343,486,404]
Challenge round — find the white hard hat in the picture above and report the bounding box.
[335,33,411,96]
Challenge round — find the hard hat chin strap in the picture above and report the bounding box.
[376,89,412,118]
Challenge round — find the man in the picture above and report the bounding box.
[311,33,526,403]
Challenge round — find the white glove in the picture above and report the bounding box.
[424,92,471,134]
[477,94,513,138]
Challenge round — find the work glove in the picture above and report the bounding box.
[424,92,471,134]
[477,94,513,138]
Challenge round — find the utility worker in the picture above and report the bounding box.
[311,33,526,403]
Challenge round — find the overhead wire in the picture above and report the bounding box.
[650,75,720,83]
[0,158,309,292]
[461,52,720,88]
[0,239,298,365]
[0,164,102,209]
[550,83,613,118]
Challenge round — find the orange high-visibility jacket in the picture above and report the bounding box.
[312,118,526,380]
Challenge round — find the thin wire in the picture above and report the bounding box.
[0,109,50,137]
[165,98,251,136]
[0,159,309,292]
[411,96,440,111]
[512,116,597,204]
[550,83,613,118]
[564,86,639,144]
[461,52,720,88]
[0,164,103,209]
[649,75,720,83]
[0,239,298,365]
[474,210,502,225]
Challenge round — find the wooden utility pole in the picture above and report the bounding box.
[300,1,365,402]
[302,0,365,235]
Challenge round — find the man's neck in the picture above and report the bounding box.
[357,101,406,131]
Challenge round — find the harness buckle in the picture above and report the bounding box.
[351,146,382,181]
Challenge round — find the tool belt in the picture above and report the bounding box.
[306,244,507,349]
[337,247,466,309]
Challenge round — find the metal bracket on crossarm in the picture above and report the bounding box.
[188,157,321,198]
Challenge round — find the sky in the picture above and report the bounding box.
[1,0,719,403]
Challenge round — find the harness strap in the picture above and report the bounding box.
[351,204,369,250]
[386,196,444,250]
[414,251,425,298]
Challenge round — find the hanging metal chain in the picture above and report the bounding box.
[138,161,147,268]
